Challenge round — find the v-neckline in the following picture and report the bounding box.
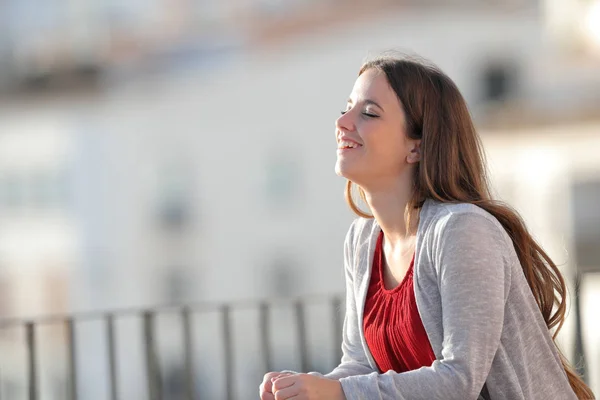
[377,230,415,294]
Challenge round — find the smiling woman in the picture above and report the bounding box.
[259,53,596,400]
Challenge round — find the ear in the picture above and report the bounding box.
[407,140,421,164]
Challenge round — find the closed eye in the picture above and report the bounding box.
[340,110,379,118]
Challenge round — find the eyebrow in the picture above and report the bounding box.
[347,98,385,112]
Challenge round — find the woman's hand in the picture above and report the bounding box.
[259,371,293,400]
[271,373,345,400]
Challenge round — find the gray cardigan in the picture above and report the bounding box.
[316,199,577,400]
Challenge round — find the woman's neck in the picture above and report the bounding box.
[364,186,419,245]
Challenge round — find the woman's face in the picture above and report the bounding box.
[335,68,419,189]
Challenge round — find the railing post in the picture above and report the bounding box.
[573,270,588,382]
[331,296,343,367]
[221,305,233,400]
[294,301,309,373]
[259,302,272,373]
[66,318,78,400]
[143,311,162,400]
[106,314,119,400]
[26,322,38,400]
[181,306,196,400]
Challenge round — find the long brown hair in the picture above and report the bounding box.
[345,54,594,399]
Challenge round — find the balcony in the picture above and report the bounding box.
[0,295,344,400]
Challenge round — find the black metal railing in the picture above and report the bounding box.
[0,295,344,400]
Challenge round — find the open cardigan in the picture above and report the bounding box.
[311,199,576,400]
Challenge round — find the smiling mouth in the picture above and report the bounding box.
[337,140,362,150]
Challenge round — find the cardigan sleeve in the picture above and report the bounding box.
[282,219,375,379]
[322,219,376,380]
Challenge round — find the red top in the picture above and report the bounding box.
[363,230,436,373]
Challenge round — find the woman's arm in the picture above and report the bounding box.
[281,220,375,380]
[322,220,375,379]
[338,212,508,400]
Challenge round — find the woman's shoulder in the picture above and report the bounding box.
[422,200,504,232]
[423,199,494,219]
[420,199,512,249]
[345,217,378,247]
[341,217,378,277]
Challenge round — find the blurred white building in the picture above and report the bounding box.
[1,1,599,399]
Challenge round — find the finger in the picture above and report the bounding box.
[271,372,292,383]
[263,372,279,382]
[261,378,273,393]
[260,392,275,400]
[264,371,284,380]
[262,372,286,392]
[274,384,299,400]
[272,375,296,392]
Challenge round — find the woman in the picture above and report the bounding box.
[259,54,595,400]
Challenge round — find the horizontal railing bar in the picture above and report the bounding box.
[0,294,344,328]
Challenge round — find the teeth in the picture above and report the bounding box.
[339,140,359,149]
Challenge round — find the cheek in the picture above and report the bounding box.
[365,132,407,168]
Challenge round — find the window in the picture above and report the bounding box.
[480,60,519,104]
[0,173,23,209]
[0,272,12,335]
[164,267,190,304]
[266,254,298,297]
[0,168,70,211]
[30,171,51,207]
[156,163,193,231]
[264,153,300,209]
[571,180,600,273]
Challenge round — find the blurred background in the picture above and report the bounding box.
[0,0,599,399]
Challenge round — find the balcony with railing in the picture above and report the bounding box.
[0,295,344,400]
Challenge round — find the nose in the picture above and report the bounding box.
[335,109,355,139]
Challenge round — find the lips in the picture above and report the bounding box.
[338,140,361,149]
[337,136,363,150]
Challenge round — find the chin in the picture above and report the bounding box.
[335,161,360,182]
[335,161,347,178]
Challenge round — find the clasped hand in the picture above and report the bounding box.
[259,371,345,400]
